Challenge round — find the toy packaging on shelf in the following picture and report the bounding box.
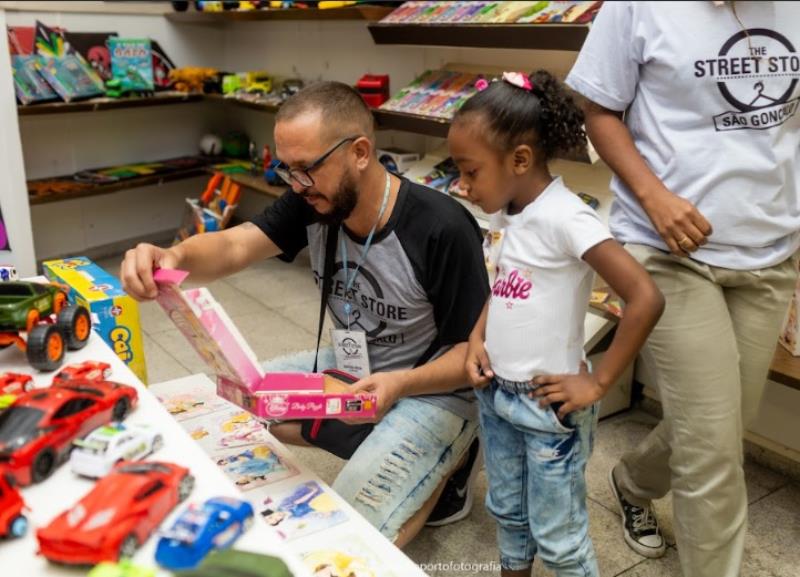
[11,55,58,104]
[379,69,482,119]
[356,73,390,108]
[380,1,602,24]
[174,173,242,242]
[43,257,148,383]
[377,148,422,175]
[780,261,800,356]
[108,37,154,92]
[36,54,105,101]
[153,269,377,420]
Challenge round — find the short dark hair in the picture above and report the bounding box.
[276,80,375,142]
[453,70,586,161]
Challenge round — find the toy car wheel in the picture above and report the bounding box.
[119,533,139,559]
[27,324,66,372]
[151,435,164,453]
[9,515,28,538]
[178,474,195,502]
[112,397,130,421]
[32,448,56,483]
[53,291,67,314]
[56,305,92,350]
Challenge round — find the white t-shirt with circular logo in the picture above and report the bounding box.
[567,1,800,270]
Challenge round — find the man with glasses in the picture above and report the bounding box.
[121,81,488,547]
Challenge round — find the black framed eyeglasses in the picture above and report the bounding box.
[274,136,360,188]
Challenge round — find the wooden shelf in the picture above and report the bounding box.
[769,345,800,392]
[204,93,281,113]
[368,22,590,51]
[167,5,394,23]
[17,92,204,116]
[28,163,209,205]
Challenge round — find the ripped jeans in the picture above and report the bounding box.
[477,377,599,577]
[332,397,478,541]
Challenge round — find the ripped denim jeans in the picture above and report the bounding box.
[332,397,478,541]
[477,376,599,577]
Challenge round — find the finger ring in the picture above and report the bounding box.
[677,236,692,246]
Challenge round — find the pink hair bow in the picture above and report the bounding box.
[502,72,533,91]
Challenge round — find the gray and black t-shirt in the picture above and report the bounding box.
[251,177,489,420]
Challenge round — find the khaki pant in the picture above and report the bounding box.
[615,244,797,577]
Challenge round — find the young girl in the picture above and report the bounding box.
[448,71,664,577]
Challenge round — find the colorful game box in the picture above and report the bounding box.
[11,55,58,104]
[153,269,377,420]
[109,38,154,92]
[43,257,148,383]
[36,54,105,102]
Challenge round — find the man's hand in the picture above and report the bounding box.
[120,243,181,301]
[465,338,493,389]
[347,370,410,423]
[641,186,713,257]
[529,363,604,420]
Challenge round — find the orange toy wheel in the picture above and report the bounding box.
[53,292,67,314]
[74,314,90,341]
[46,331,63,363]
[25,310,40,334]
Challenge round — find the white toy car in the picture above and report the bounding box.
[70,422,164,478]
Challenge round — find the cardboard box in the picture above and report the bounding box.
[42,257,148,383]
[153,268,376,420]
[377,148,422,175]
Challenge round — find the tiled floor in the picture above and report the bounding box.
[97,253,799,577]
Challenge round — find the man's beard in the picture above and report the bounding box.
[309,171,359,225]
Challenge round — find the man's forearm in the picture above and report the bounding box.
[397,342,469,397]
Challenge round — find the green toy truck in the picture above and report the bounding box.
[0,281,92,371]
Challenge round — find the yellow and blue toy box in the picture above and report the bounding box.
[43,257,148,383]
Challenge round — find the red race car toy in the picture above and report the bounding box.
[52,361,112,384]
[0,472,28,539]
[37,461,194,565]
[0,372,34,395]
[0,379,138,485]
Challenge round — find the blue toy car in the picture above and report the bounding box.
[155,496,254,571]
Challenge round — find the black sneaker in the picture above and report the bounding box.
[426,437,482,527]
[608,467,666,558]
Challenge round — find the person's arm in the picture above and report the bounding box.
[465,298,493,388]
[121,222,281,301]
[583,101,712,256]
[532,239,664,418]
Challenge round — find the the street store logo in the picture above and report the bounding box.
[694,29,799,131]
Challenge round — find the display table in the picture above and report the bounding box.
[0,329,428,576]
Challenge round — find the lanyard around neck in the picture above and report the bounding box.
[340,172,392,329]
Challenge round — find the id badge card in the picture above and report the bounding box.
[331,328,371,379]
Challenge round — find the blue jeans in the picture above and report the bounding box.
[477,377,599,576]
[263,349,478,541]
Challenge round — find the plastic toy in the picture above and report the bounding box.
[0,472,28,539]
[53,361,112,384]
[88,560,156,577]
[105,67,155,98]
[172,549,293,577]
[0,372,34,395]
[244,71,273,94]
[169,67,219,93]
[0,379,138,485]
[199,134,223,156]
[0,265,18,281]
[37,461,194,565]
[356,74,390,108]
[70,422,164,478]
[0,281,92,371]
[155,496,254,570]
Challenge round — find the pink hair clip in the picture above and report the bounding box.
[502,71,533,92]
[475,78,490,92]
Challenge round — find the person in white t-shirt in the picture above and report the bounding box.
[566,2,800,576]
[448,70,664,577]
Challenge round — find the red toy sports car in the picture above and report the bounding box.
[0,472,28,539]
[37,461,194,565]
[0,379,138,485]
[0,372,34,395]
[52,361,112,384]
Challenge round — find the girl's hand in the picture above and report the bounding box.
[640,186,713,257]
[529,363,603,419]
[466,338,493,389]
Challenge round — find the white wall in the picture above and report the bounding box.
[0,8,36,276]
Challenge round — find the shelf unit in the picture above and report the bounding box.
[166,6,394,24]
[17,92,203,116]
[207,169,287,200]
[769,345,800,392]
[368,22,590,51]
